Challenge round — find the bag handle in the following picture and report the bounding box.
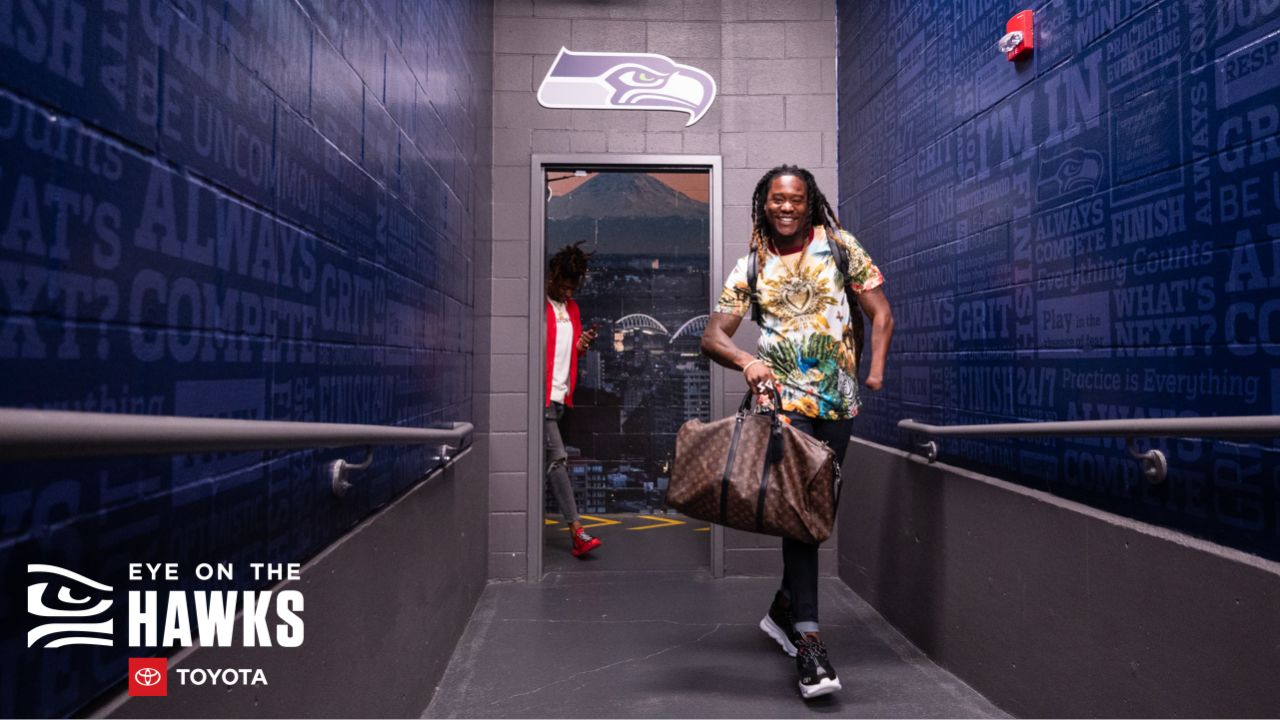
[736,386,781,416]
[736,389,785,465]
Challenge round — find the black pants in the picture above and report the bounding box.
[780,412,853,632]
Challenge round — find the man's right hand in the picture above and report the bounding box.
[743,359,780,405]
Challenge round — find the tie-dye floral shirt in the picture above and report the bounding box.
[716,226,884,420]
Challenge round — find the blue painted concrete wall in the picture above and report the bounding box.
[838,0,1279,559]
[0,1,491,716]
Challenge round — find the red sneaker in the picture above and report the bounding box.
[571,528,601,557]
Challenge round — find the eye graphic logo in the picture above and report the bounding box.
[128,658,168,697]
[27,564,115,648]
[537,47,717,126]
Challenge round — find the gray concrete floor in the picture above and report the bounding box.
[425,569,1008,718]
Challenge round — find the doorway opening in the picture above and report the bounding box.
[528,156,724,579]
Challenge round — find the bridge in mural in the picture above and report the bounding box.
[611,314,709,344]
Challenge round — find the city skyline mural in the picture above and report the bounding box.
[545,170,712,515]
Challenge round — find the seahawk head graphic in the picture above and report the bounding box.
[1036,148,1103,202]
[537,48,717,126]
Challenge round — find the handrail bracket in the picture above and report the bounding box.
[330,446,375,498]
[1126,438,1168,485]
[432,444,457,466]
[914,438,938,463]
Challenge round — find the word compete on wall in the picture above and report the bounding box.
[838,0,1280,559]
[0,1,489,716]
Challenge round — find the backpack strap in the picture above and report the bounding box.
[747,250,763,325]
[829,232,867,380]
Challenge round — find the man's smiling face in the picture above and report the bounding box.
[764,174,810,241]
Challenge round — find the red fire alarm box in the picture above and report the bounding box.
[1001,10,1034,61]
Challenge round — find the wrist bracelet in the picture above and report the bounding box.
[741,359,763,374]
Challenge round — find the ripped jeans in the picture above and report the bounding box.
[544,402,581,524]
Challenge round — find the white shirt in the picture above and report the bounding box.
[548,298,573,404]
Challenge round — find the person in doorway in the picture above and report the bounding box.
[700,165,894,699]
[545,241,602,557]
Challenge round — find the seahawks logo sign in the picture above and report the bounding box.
[537,48,717,126]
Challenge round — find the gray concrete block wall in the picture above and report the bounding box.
[485,0,838,580]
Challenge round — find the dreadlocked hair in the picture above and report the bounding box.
[749,164,844,270]
[548,240,593,289]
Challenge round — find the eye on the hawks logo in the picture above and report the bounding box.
[537,47,717,126]
[27,564,115,648]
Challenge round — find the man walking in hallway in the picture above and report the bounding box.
[545,242,603,557]
[701,164,895,698]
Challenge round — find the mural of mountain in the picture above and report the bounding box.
[547,172,711,258]
[548,172,708,220]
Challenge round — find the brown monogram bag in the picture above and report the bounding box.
[667,392,842,544]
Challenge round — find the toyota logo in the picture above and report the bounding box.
[134,667,162,687]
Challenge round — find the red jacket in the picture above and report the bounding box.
[545,298,582,407]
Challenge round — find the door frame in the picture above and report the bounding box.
[527,154,725,581]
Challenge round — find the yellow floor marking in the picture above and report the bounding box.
[628,515,687,531]
[694,526,711,532]
[559,514,621,531]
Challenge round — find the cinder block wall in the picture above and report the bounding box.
[482,0,842,579]
[834,0,1280,714]
[836,0,1280,558]
[0,1,492,716]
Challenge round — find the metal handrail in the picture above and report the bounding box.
[0,408,473,497]
[899,416,1280,438]
[897,416,1280,484]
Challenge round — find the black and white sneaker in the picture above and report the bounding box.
[795,635,841,699]
[759,590,803,657]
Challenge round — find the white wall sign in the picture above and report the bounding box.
[536,47,718,126]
